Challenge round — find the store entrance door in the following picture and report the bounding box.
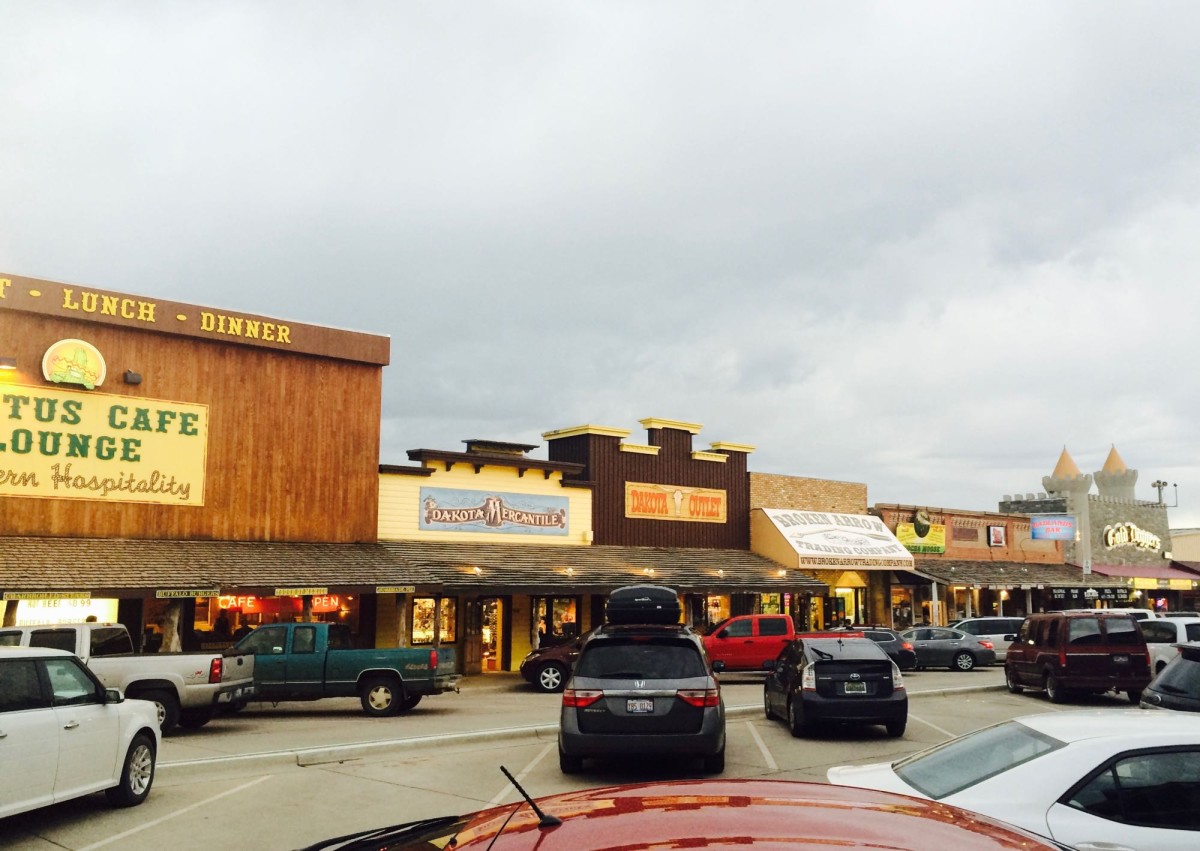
[480,597,503,672]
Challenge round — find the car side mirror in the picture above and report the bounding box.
[710,659,726,673]
[104,687,124,704]
[762,659,775,670]
[716,629,728,639]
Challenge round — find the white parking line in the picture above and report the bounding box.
[745,720,778,770]
[488,741,555,805]
[907,712,956,739]
[78,775,272,851]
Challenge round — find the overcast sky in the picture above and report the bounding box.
[5,3,1199,529]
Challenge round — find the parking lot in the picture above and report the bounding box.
[3,667,1138,850]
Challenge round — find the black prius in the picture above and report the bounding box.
[763,633,908,738]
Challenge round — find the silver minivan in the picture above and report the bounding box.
[949,617,1025,660]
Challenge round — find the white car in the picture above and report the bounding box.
[828,708,1200,851]
[1140,618,1200,674]
[0,646,161,818]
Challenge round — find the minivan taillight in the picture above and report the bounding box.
[208,656,223,684]
[563,688,603,708]
[676,688,720,708]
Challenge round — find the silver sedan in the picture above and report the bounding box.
[900,627,997,671]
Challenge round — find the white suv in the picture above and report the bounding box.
[1139,617,1200,674]
[0,646,161,818]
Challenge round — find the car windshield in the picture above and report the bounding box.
[575,638,707,679]
[892,720,1064,799]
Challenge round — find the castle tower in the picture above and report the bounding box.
[1043,447,1093,567]
[1093,444,1138,502]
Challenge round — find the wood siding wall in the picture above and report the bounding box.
[1,312,382,542]
[549,429,751,549]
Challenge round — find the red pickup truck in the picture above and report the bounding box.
[702,614,797,671]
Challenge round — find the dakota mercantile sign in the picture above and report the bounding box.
[419,487,569,535]
[0,383,208,505]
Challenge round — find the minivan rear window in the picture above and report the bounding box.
[1102,617,1142,646]
[1067,618,1103,647]
[576,638,707,679]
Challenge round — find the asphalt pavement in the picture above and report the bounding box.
[159,665,1006,776]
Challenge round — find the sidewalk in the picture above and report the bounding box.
[159,667,1005,775]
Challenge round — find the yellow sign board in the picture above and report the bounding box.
[376,585,416,594]
[624,482,727,523]
[156,589,219,599]
[274,587,329,597]
[897,522,947,553]
[3,591,91,601]
[0,383,208,506]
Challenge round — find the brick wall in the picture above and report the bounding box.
[749,472,867,514]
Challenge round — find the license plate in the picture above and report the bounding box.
[1113,654,1129,664]
[844,681,867,694]
[627,699,654,713]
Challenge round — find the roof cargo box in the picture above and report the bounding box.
[606,585,682,625]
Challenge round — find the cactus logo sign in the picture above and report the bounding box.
[0,383,208,506]
[42,339,107,390]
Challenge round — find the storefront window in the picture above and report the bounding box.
[760,593,782,615]
[412,597,457,645]
[891,587,915,629]
[533,596,579,647]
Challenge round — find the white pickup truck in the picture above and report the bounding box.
[0,622,254,735]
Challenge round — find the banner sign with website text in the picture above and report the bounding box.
[0,383,208,506]
[420,487,569,535]
[1031,515,1077,541]
[762,508,914,568]
[624,482,727,523]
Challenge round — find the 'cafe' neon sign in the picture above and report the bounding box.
[219,594,343,614]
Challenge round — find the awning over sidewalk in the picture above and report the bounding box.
[383,541,829,594]
[0,535,828,598]
[0,537,442,597]
[751,509,913,571]
[1088,562,1200,582]
[916,560,1127,589]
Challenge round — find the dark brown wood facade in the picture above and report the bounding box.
[547,422,752,549]
[1,276,387,543]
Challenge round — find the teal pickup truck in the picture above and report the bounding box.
[233,622,459,716]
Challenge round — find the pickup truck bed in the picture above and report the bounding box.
[0,622,255,734]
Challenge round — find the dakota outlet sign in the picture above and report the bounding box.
[0,383,209,506]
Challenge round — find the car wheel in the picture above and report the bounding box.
[787,698,810,738]
[952,652,976,672]
[535,662,568,693]
[178,708,212,729]
[1005,666,1024,694]
[702,747,725,774]
[1045,672,1067,704]
[559,749,583,774]
[140,689,180,736]
[359,676,403,717]
[763,689,773,720]
[1127,689,1143,704]
[885,717,907,738]
[105,733,156,807]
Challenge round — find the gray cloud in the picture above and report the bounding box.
[4,1,1199,526]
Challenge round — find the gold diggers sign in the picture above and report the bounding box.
[0,383,208,506]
